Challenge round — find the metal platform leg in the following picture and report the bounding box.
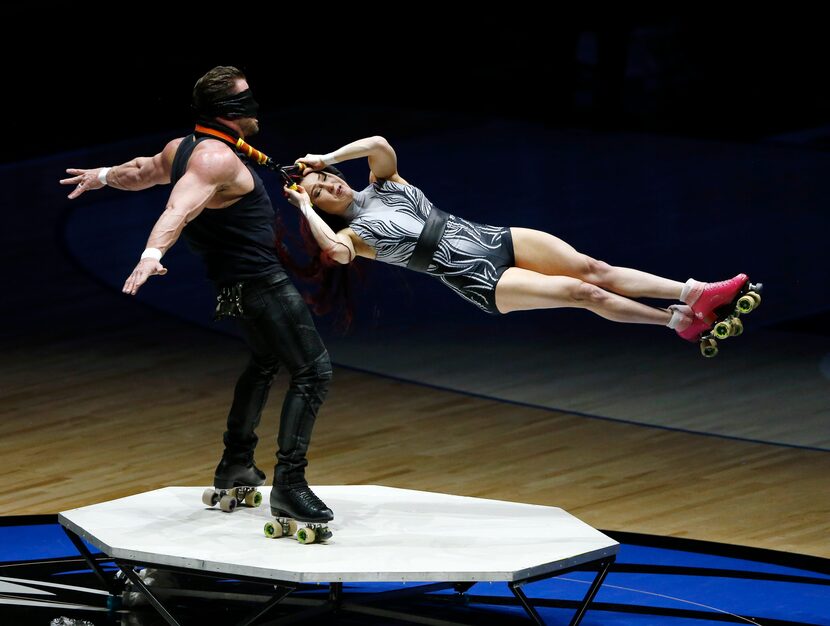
[117,562,182,626]
[509,556,616,626]
[62,527,121,595]
[508,582,545,625]
[567,557,614,626]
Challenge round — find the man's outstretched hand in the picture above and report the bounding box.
[60,168,108,199]
[123,258,167,296]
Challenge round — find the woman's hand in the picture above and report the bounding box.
[295,154,327,171]
[283,183,309,208]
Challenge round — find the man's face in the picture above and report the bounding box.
[232,78,259,136]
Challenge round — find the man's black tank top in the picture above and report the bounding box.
[171,134,281,285]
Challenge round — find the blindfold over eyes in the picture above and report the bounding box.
[195,89,259,119]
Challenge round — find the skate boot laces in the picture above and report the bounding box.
[294,486,326,509]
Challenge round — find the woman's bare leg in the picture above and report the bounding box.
[494,267,673,325]
[510,227,685,300]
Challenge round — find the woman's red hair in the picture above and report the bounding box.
[274,195,357,330]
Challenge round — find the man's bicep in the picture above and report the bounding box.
[141,152,171,185]
[142,138,183,185]
[153,139,183,184]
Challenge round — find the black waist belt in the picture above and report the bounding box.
[239,271,282,291]
[214,271,282,320]
[407,207,449,273]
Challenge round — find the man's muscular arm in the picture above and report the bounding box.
[61,139,181,199]
[122,145,240,295]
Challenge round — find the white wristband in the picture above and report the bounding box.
[321,153,339,166]
[97,167,111,185]
[140,247,163,261]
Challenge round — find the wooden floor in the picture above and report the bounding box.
[2,312,828,559]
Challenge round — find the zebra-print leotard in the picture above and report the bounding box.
[344,180,514,314]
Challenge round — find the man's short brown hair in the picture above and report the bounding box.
[192,66,246,112]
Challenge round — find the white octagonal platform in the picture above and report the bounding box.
[59,485,619,584]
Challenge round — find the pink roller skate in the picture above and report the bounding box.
[670,305,715,356]
[683,274,763,357]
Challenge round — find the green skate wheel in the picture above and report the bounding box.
[713,320,732,339]
[737,294,756,313]
[297,527,316,544]
[264,521,283,538]
[286,519,299,535]
[244,491,262,507]
[730,317,744,336]
[700,338,718,358]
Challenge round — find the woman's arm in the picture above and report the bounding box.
[284,185,356,264]
[296,136,408,184]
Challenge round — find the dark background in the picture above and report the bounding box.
[3,10,829,348]
[6,12,830,163]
